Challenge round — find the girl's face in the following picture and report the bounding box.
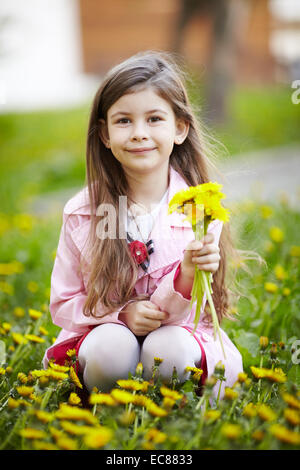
[100,87,189,177]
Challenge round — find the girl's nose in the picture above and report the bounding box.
[131,122,149,141]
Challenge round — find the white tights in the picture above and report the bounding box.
[78,324,202,392]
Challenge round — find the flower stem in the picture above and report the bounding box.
[201,270,226,359]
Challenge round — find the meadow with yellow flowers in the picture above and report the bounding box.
[0,193,299,450]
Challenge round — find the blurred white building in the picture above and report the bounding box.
[0,0,98,112]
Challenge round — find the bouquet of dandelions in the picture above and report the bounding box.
[168,182,229,359]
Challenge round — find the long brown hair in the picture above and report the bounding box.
[73,50,238,323]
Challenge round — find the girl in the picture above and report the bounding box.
[43,50,243,397]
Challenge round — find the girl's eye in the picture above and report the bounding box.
[149,116,162,122]
[117,118,131,124]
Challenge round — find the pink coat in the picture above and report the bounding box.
[44,166,243,396]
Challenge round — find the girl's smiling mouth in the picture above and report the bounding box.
[126,147,157,154]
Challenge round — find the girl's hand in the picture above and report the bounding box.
[181,233,220,279]
[118,300,169,336]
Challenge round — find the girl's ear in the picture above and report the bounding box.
[98,119,111,148]
[174,118,189,145]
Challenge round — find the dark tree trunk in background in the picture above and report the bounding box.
[172,0,249,124]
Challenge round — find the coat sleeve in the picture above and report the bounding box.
[149,220,223,324]
[49,211,132,334]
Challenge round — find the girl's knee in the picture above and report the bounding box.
[140,326,201,381]
[78,323,140,391]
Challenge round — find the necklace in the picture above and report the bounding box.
[127,202,155,273]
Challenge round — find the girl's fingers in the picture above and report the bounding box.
[192,244,220,257]
[144,310,168,321]
[197,263,219,273]
[192,253,220,264]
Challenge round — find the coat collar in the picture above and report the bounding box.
[65,166,191,228]
[68,166,195,276]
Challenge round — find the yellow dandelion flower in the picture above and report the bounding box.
[83,427,113,449]
[39,376,49,386]
[48,361,70,372]
[260,205,273,219]
[69,365,83,389]
[290,245,300,257]
[0,367,6,375]
[271,367,287,382]
[221,423,242,440]
[160,385,183,401]
[0,261,24,275]
[142,441,155,450]
[284,408,300,426]
[204,409,221,423]
[0,281,14,295]
[243,403,257,418]
[0,214,11,235]
[89,393,118,406]
[264,240,274,253]
[30,369,50,379]
[162,397,176,410]
[269,226,284,243]
[13,307,25,318]
[17,398,32,408]
[283,287,291,296]
[237,372,248,383]
[44,369,69,381]
[66,348,76,358]
[19,428,47,440]
[274,264,288,281]
[55,403,98,425]
[7,398,20,409]
[49,426,66,441]
[145,428,167,444]
[60,421,95,436]
[257,404,276,422]
[224,387,239,400]
[264,282,278,293]
[250,366,287,383]
[117,379,150,392]
[34,410,55,423]
[24,334,45,343]
[145,400,168,418]
[68,392,82,406]
[270,424,300,446]
[252,430,265,442]
[17,372,28,384]
[16,385,34,397]
[13,213,34,232]
[169,182,230,225]
[2,322,11,332]
[185,366,204,374]
[33,440,58,450]
[28,308,43,320]
[154,357,164,365]
[27,281,39,293]
[110,388,135,404]
[281,393,300,410]
[132,394,149,407]
[56,436,78,450]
